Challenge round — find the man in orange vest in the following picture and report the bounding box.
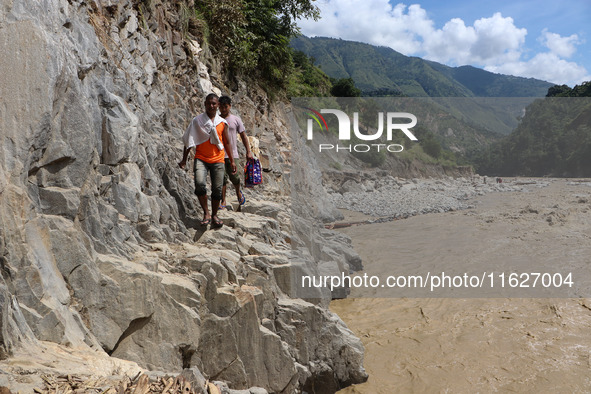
[179,93,236,228]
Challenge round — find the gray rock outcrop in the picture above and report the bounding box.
[0,0,366,392]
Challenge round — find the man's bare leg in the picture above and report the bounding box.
[211,199,223,227]
[234,183,242,202]
[197,194,210,224]
[234,183,245,212]
[221,184,227,208]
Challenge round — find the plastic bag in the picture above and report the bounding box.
[244,157,262,188]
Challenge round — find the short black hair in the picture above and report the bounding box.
[219,95,232,105]
[205,93,219,102]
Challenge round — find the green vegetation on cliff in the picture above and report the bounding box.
[177,0,319,90]
[287,50,333,96]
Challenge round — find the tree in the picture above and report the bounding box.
[330,78,361,97]
[546,84,571,97]
[195,0,320,88]
[546,81,591,97]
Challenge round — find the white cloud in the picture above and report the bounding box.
[298,1,589,86]
[297,1,427,54]
[541,29,579,58]
[422,18,477,65]
[420,13,526,66]
[470,13,526,63]
[486,53,591,86]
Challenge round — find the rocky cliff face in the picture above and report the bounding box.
[0,0,366,392]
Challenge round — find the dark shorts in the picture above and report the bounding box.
[223,158,241,186]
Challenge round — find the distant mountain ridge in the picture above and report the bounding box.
[291,36,553,97]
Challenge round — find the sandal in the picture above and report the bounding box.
[212,217,224,228]
[200,218,211,226]
[239,192,246,206]
[219,205,226,210]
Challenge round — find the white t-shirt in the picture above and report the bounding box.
[223,114,246,159]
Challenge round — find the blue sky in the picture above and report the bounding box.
[298,0,590,86]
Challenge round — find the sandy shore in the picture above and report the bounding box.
[331,178,591,392]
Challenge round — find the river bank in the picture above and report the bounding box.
[330,178,591,392]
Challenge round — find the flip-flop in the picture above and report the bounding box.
[219,205,226,210]
[212,217,224,228]
[200,218,211,226]
[239,192,246,206]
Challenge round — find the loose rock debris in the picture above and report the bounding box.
[21,373,219,394]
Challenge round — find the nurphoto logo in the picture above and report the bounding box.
[305,108,418,153]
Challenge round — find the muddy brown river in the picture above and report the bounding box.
[331,179,591,392]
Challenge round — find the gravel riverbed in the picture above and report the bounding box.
[328,176,551,219]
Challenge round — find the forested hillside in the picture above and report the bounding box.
[291,36,553,97]
[471,82,591,177]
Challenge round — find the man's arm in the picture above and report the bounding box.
[222,124,237,174]
[239,131,254,160]
[178,146,192,169]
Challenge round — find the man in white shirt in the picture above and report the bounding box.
[218,95,254,210]
[178,93,236,227]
